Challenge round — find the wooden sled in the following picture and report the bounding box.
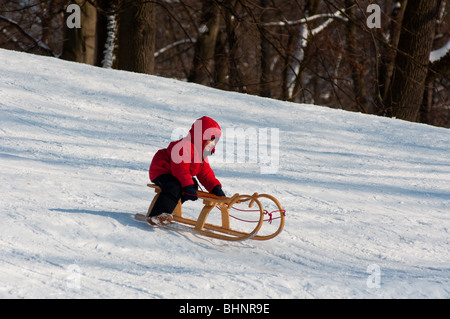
[135,184,285,241]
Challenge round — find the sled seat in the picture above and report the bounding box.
[135,183,285,241]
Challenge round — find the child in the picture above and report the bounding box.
[148,116,226,225]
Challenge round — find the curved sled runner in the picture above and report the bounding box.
[135,184,285,241]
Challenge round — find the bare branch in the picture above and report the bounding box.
[0,14,57,57]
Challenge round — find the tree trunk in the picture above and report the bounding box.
[379,0,407,104]
[259,0,273,98]
[187,0,220,85]
[61,0,97,65]
[386,0,442,122]
[224,0,245,93]
[288,0,320,102]
[345,0,368,113]
[213,31,229,90]
[420,42,450,124]
[117,0,155,74]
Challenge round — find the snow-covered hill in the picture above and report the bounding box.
[0,49,449,299]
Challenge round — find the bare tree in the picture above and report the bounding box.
[61,0,97,65]
[1,0,449,127]
[0,0,64,56]
[345,0,369,113]
[385,0,443,122]
[259,0,274,97]
[187,0,220,85]
[224,0,245,93]
[378,0,407,107]
[117,0,156,74]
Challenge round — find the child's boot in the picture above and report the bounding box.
[147,213,173,226]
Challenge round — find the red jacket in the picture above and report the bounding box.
[149,116,222,192]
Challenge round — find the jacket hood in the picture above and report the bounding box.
[188,116,221,141]
[187,116,221,155]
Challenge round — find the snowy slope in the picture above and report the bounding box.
[0,48,449,299]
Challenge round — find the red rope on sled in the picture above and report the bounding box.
[228,208,286,224]
[184,190,286,224]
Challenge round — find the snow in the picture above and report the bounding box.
[430,39,450,62]
[1,48,449,299]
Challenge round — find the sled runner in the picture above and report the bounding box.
[135,184,285,241]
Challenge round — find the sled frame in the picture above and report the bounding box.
[135,184,285,241]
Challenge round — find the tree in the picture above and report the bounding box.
[1,0,449,127]
[345,0,368,113]
[117,0,156,74]
[421,0,450,125]
[385,0,443,122]
[0,0,63,57]
[224,0,244,93]
[378,0,407,109]
[259,0,274,98]
[61,0,97,65]
[94,0,118,68]
[187,0,220,85]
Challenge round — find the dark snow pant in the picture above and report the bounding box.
[149,174,198,217]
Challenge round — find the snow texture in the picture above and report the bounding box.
[430,39,450,62]
[0,49,449,298]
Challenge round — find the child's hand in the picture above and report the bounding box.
[182,185,198,201]
[211,185,226,197]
